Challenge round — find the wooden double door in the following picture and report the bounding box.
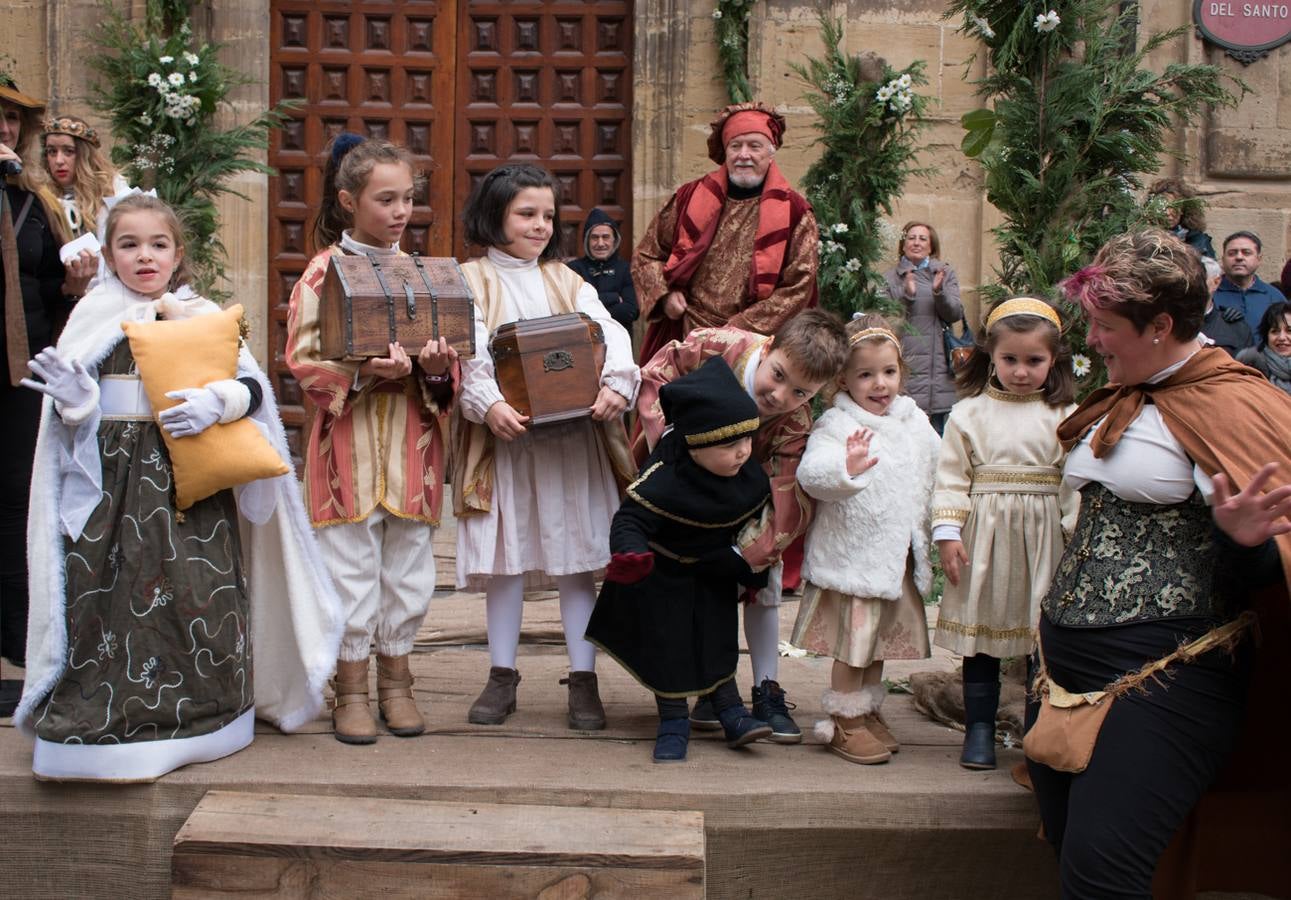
[267,0,633,464]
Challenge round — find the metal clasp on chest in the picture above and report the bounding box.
[543,350,575,372]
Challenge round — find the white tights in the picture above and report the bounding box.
[743,603,780,685]
[484,573,598,672]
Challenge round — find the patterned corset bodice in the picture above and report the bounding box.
[1042,482,1239,627]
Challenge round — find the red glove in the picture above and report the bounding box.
[606,551,654,584]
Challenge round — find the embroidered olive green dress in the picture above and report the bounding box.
[931,387,1078,658]
[32,341,252,746]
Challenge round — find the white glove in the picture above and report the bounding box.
[159,387,225,439]
[21,347,97,412]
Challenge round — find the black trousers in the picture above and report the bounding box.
[0,381,41,667]
[1026,614,1250,900]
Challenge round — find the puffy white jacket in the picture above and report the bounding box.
[798,392,940,600]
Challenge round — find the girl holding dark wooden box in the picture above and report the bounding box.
[452,164,639,730]
[286,135,457,745]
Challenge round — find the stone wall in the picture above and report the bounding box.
[7,0,271,365]
[632,0,1291,322]
[11,1,1291,339]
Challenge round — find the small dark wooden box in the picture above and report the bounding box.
[490,313,606,426]
[319,254,476,361]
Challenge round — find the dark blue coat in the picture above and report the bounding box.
[567,208,638,329]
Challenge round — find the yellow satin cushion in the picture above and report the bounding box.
[122,303,289,510]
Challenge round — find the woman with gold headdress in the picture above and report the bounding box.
[930,296,1079,770]
[40,115,128,242]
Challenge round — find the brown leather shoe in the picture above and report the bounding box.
[468,666,521,725]
[376,654,425,737]
[823,715,891,765]
[332,657,378,745]
[560,671,606,731]
[862,711,899,753]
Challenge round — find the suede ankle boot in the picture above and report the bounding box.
[560,671,606,730]
[332,657,378,745]
[653,718,690,763]
[817,690,891,765]
[376,654,425,737]
[468,666,521,725]
[961,680,1000,770]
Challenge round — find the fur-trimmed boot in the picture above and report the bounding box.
[332,657,378,745]
[857,683,899,753]
[376,654,425,737]
[816,689,890,765]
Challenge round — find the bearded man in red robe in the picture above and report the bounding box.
[632,102,819,364]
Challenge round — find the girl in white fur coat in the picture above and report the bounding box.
[791,314,940,765]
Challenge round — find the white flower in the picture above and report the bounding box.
[147,73,163,87]
[159,55,174,64]
[823,240,843,254]
[183,51,199,65]
[968,14,996,39]
[832,222,849,234]
[876,85,893,102]
[897,73,912,89]
[843,258,863,273]
[138,112,152,126]
[712,8,722,19]
[778,640,808,659]
[189,71,198,82]
[1034,10,1061,32]
[168,72,185,86]
[1073,354,1092,378]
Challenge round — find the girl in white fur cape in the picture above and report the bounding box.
[14,195,343,782]
[791,314,940,765]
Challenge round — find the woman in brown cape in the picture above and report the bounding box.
[1026,230,1291,899]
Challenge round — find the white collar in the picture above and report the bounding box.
[487,246,539,270]
[340,230,398,257]
[1145,344,1202,385]
[742,344,763,399]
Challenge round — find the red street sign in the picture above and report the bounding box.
[1195,1,1291,64]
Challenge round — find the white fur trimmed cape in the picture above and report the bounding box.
[798,393,940,600]
[15,279,345,738]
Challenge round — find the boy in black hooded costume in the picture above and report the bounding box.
[568,208,638,328]
[586,357,772,762]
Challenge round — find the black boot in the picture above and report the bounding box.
[717,704,772,748]
[653,718,691,763]
[960,680,1000,770]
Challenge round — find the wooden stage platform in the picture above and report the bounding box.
[3,590,1276,898]
[2,520,1274,898]
[2,583,1065,899]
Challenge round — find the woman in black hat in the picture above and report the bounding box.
[0,76,95,713]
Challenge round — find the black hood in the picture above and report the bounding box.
[581,208,621,259]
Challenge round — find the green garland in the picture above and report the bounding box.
[946,0,1244,393]
[714,1,754,104]
[87,0,291,300]
[792,15,931,319]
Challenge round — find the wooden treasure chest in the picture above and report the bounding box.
[490,313,606,426]
[319,254,476,361]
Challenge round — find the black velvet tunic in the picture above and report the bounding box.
[585,443,769,697]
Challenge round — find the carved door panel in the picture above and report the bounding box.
[268,1,457,466]
[455,1,633,258]
[268,1,633,466]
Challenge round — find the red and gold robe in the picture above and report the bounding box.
[634,326,812,572]
[632,182,819,339]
